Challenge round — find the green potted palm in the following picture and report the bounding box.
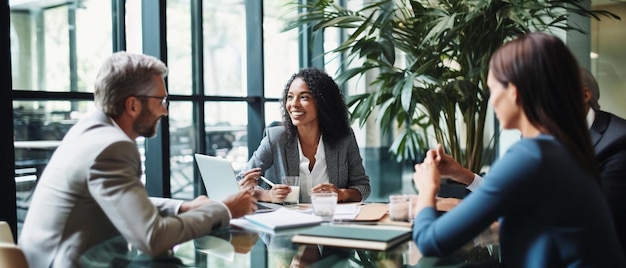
[284,0,617,173]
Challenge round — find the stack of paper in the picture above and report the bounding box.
[242,208,323,230]
[332,204,361,221]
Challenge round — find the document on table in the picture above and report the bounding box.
[332,204,361,220]
[242,208,323,230]
[296,203,361,220]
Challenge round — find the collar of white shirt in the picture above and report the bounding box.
[586,108,595,129]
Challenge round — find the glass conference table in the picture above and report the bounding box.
[79,218,500,267]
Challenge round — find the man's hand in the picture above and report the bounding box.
[179,195,212,213]
[223,190,258,218]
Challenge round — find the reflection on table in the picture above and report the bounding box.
[79,223,500,267]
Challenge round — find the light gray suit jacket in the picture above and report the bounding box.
[238,126,371,202]
[19,110,230,268]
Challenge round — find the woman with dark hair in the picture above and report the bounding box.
[412,32,625,266]
[237,67,370,203]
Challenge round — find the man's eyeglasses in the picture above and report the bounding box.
[135,95,169,108]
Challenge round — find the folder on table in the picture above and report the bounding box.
[353,203,388,221]
[291,224,412,251]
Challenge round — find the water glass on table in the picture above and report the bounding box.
[281,176,300,208]
[389,194,410,222]
[311,192,338,221]
[407,195,419,223]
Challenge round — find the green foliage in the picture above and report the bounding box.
[284,0,618,172]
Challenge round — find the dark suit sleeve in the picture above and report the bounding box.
[598,148,626,253]
[593,111,626,255]
[599,149,626,208]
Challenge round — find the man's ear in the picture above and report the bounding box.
[582,87,592,104]
[125,96,141,118]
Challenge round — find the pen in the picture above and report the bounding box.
[258,176,275,187]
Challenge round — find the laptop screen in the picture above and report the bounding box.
[194,153,282,213]
[194,153,241,201]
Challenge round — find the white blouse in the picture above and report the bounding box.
[297,136,329,203]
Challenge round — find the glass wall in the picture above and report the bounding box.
[8,0,299,234]
[11,0,116,230]
[263,1,299,98]
[591,3,626,119]
[11,2,112,92]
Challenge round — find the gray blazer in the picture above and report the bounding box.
[238,126,371,202]
[19,110,230,268]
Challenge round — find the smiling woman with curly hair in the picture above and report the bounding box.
[280,67,351,147]
[237,67,371,204]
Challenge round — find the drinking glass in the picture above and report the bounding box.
[311,192,338,221]
[281,176,300,207]
[388,194,410,222]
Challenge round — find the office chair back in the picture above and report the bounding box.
[0,221,14,244]
[0,242,29,268]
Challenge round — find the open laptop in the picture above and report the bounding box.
[194,153,283,213]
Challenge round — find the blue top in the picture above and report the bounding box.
[413,135,626,267]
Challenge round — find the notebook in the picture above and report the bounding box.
[194,153,283,213]
[291,224,412,251]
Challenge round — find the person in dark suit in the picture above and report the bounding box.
[581,67,626,256]
[19,52,257,268]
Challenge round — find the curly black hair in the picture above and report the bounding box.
[281,67,351,147]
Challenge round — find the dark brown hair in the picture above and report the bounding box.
[489,32,598,180]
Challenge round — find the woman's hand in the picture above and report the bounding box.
[311,183,338,194]
[266,184,291,203]
[311,183,350,202]
[238,168,262,193]
[413,149,441,210]
[237,168,291,203]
